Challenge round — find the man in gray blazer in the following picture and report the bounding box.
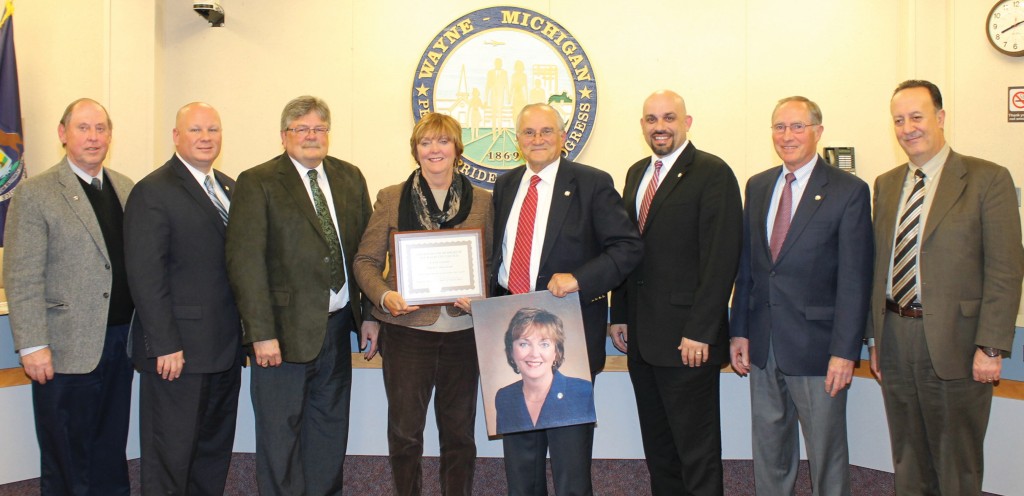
[125,102,242,495]
[731,96,873,496]
[3,98,135,495]
[226,95,378,495]
[867,80,1024,494]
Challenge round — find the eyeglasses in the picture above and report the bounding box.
[771,122,817,134]
[518,128,557,140]
[286,126,330,136]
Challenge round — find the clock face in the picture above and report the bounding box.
[988,0,1024,56]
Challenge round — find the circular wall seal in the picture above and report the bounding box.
[411,7,598,189]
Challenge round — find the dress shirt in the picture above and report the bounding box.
[68,158,103,187]
[885,144,950,301]
[290,156,350,312]
[765,156,817,241]
[177,153,230,210]
[634,140,688,214]
[498,159,560,291]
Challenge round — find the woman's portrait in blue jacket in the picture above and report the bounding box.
[494,307,596,434]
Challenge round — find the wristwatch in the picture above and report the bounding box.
[978,346,1001,358]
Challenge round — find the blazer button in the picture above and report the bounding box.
[104,263,111,270]
[103,292,110,298]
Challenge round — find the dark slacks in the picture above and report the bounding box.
[628,352,723,496]
[380,324,478,496]
[880,314,992,495]
[251,306,353,496]
[139,358,242,496]
[502,414,595,496]
[32,323,133,496]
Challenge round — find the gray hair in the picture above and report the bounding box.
[773,96,822,125]
[280,95,331,132]
[516,103,566,131]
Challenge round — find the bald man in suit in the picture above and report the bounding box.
[867,79,1023,495]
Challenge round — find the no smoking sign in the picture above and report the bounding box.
[1010,86,1024,122]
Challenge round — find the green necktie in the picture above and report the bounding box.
[307,169,345,292]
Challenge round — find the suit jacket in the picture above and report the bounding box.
[866,150,1023,379]
[490,158,643,375]
[225,152,373,363]
[610,143,742,367]
[3,158,134,374]
[353,181,493,327]
[124,155,242,374]
[494,370,596,435]
[731,157,873,376]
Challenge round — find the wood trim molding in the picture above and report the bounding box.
[3,356,1021,401]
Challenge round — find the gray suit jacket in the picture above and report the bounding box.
[867,150,1024,379]
[226,153,373,363]
[3,158,134,373]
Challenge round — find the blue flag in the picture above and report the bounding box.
[0,0,25,246]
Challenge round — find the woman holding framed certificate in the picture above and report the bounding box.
[353,113,493,496]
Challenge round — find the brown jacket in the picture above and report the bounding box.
[353,181,493,327]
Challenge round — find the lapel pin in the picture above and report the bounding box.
[72,195,79,201]
[814,195,822,201]
[557,392,564,400]
[677,172,683,178]
[564,190,571,197]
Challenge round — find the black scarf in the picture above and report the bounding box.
[398,169,474,231]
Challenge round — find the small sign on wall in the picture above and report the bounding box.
[1010,86,1024,122]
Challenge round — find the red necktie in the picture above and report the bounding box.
[637,160,662,234]
[769,172,796,262]
[508,175,541,294]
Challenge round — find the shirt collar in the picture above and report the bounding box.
[651,140,690,169]
[290,155,324,179]
[909,143,950,179]
[526,158,560,185]
[66,157,102,185]
[176,152,215,184]
[781,155,818,183]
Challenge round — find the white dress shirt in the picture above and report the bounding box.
[635,140,689,214]
[290,157,350,312]
[498,159,560,291]
[178,153,230,210]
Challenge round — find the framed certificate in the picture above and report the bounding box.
[392,228,486,306]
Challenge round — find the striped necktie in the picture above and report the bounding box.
[204,175,229,226]
[508,175,541,294]
[637,160,662,234]
[891,169,926,307]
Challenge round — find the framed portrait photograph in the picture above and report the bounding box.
[392,228,486,306]
[472,292,596,437]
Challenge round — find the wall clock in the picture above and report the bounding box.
[988,0,1024,56]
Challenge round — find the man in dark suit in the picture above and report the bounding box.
[4,98,135,495]
[866,80,1023,494]
[609,90,742,496]
[730,96,872,496]
[124,102,242,495]
[226,95,378,496]
[490,103,642,496]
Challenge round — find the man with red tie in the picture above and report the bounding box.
[610,90,742,495]
[490,103,642,496]
[730,96,873,496]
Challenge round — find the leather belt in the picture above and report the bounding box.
[886,300,923,318]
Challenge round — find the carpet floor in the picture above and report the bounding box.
[0,455,1002,495]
